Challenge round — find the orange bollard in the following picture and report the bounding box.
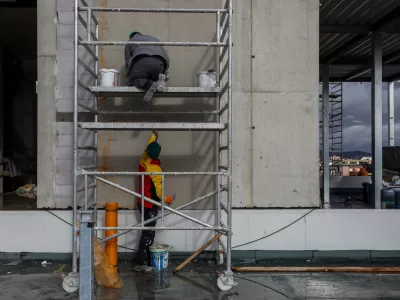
[105,202,118,268]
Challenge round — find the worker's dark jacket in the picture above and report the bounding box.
[125,34,170,78]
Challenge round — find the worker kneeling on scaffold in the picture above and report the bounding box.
[125,32,170,102]
[133,131,174,272]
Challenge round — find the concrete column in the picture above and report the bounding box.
[232,0,253,207]
[371,32,383,209]
[388,81,395,146]
[322,65,330,204]
[37,0,57,208]
[251,0,320,207]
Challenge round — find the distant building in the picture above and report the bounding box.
[360,156,372,161]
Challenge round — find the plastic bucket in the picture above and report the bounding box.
[150,244,171,271]
[196,71,217,88]
[99,68,120,87]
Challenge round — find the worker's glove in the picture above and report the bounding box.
[165,195,174,204]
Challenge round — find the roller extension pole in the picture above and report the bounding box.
[174,233,222,272]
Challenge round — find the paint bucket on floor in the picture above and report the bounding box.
[99,68,119,87]
[150,244,171,271]
[196,70,217,88]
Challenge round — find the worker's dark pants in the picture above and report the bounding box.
[135,205,159,265]
[127,57,166,91]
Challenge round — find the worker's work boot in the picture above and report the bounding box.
[156,73,169,92]
[144,82,158,102]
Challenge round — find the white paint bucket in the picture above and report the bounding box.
[99,68,119,87]
[196,71,217,88]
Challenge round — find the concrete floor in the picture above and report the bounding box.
[322,193,372,209]
[1,261,400,299]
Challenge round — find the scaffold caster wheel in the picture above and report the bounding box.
[62,272,79,293]
[217,274,233,291]
[217,252,224,265]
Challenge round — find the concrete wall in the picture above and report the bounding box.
[39,0,319,208]
[234,0,319,208]
[37,0,57,208]
[1,209,400,253]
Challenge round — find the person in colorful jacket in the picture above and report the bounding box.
[133,131,174,272]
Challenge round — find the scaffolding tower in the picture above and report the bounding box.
[66,0,236,298]
[319,82,343,176]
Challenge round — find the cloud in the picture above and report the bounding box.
[340,82,400,151]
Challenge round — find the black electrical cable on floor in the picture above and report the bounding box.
[46,210,138,252]
[232,209,316,249]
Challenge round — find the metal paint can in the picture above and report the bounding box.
[150,244,170,271]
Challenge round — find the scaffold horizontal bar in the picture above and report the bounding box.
[98,110,220,115]
[78,122,225,131]
[79,7,229,13]
[78,171,227,176]
[88,86,221,97]
[94,227,226,231]
[79,41,227,47]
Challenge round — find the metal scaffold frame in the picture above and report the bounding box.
[319,82,343,176]
[69,0,236,297]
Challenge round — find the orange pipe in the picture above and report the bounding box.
[105,202,118,268]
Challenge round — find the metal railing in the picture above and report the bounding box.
[73,0,235,297]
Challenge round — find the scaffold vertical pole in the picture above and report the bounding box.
[226,0,233,278]
[371,31,383,209]
[73,0,79,274]
[79,210,95,299]
[388,81,395,147]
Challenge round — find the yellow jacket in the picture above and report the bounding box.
[138,133,168,208]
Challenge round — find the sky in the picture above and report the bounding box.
[341,82,400,152]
